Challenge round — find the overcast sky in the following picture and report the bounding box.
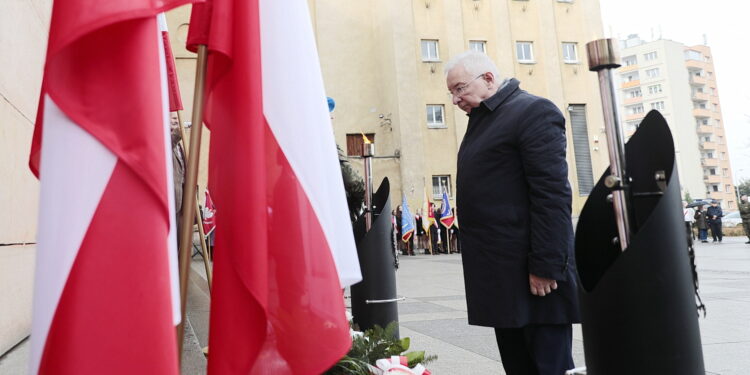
[599,0,749,182]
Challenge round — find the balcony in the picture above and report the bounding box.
[625,113,645,122]
[692,92,710,101]
[704,174,722,184]
[693,108,712,118]
[701,158,719,167]
[621,80,640,89]
[690,75,707,86]
[700,141,717,150]
[623,96,643,105]
[685,59,706,70]
[619,64,639,73]
[696,125,714,134]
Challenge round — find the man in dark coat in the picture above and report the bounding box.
[446,51,580,375]
[706,200,723,243]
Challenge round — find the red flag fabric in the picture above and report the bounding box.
[185,1,213,53]
[28,1,192,373]
[158,14,184,112]
[190,0,362,373]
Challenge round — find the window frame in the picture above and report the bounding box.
[469,40,487,53]
[426,104,447,129]
[562,42,578,63]
[515,41,535,64]
[431,175,452,199]
[420,39,440,62]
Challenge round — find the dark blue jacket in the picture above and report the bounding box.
[456,79,580,328]
[706,205,723,223]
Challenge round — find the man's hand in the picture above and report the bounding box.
[529,274,557,297]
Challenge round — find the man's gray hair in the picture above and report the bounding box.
[444,50,501,79]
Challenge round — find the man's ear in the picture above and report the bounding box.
[483,72,495,86]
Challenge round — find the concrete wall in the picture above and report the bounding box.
[0,0,52,356]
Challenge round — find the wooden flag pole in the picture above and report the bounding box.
[176,44,208,361]
[175,109,213,290]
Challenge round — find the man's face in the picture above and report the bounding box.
[446,65,491,114]
[170,113,179,129]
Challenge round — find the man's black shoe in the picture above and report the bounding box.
[745,241,750,244]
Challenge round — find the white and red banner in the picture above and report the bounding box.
[187,0,362,373]
[28,1,191,373]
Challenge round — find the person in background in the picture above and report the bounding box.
[706,200,723,243]
[694,205,709,243]
[682,201,695,247]
[170,113,186,246]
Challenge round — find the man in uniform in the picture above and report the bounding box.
[445,51,579,374]
[739,195,750,245]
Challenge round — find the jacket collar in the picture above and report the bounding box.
[481,78,520,112]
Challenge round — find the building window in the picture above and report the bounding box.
[625,120,641,132]
[627,88,642,98]
[346,133,375,157]
[709,168,717,175]
[726,184,732,193]
[432,175,452,199]
[421,40,440,61]
[703,136,711,142]
[706,152,714,158]
[426,105,446,128]
[568,104,595,195]
[644,51,658,61]
[728,200,734,209]
[720,152,726,160]
[723,168,729,177]
[623,72,639,82]
[648,84,662,94]
[622,55,637,66]
[628,104,644,114]
[469,40,486,53]
[645,68,660,78]
[651,101,665,111]
[711,184,720,192]
[685,49,702,61]
[562,42,578,63]
[557,0,574,3]
[516,41,534,63]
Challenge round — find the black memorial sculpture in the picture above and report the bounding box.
[351,177,399,336]
[575,110,705,374]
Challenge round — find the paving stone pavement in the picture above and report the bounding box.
[392,237,750,374]
[2,238,749,374]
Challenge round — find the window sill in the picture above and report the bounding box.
[422,59,442,63]
[564,60,580,65]
[427,124,448,129]
[518,60,536,64]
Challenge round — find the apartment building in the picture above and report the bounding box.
[617,35,736,208]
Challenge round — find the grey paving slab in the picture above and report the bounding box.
[397,301,456,315]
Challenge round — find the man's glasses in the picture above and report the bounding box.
[448,74,484,97]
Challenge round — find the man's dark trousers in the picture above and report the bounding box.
[708,221,723,242]
[495,324,574,375]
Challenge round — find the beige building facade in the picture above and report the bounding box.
[309,0,610,216]
[617,35,736,208]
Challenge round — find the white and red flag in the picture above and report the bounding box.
[28,1,192,373]
[187,0,362,373]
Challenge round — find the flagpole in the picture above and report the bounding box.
[176,44,208,361]
[175,109,213,290]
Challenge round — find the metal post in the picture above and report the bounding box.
[363,142,375,231]
[586,39,632,251]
